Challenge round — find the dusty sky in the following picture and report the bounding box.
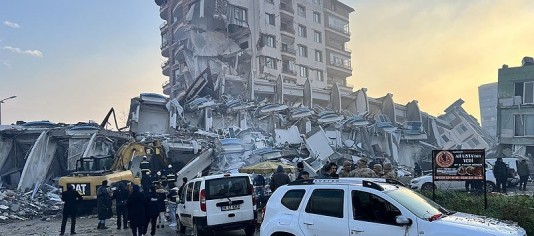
[1,1,534,125]
[347,0,534,119]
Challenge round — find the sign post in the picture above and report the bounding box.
[432,149,487,209]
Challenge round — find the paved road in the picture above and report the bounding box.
[0,215,260,236]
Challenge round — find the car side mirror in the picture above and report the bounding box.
[395,215,412,226]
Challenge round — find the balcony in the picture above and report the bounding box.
[161,41,169,57]
[329,60,352,70]
[326,24,351,38]
[281,47,296,56]
[280,2,294,14]
[159,3,168,19]
[281,24,295,35]
[162,60,170,76]
[160,21,168,32]
[282,68,297,76]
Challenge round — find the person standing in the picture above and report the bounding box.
[112,182,129,230]
[414,162,422,177]
[97,180,112,229]
[145,186,161,236]
[373,164,384,177]
[167,187,178,227]
[339,161,353,177]
[127,185,147,236]
[166,165,176,188]
[493,157,509,193]
[317,164,334,179]
[140,156,151,176]
[518,159,530,191]
[60,185,83,235]
[270,165,290,192]
[156,185,167,229]
[296,162,305,180]
[141,170,152,194]
[329,162,339,178]
[382,163,397,180]
[253,174,266,208]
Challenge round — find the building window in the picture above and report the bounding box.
[314,30,322,43]
[266,13,275,25]
[441,134,450,142]
[316,70,324,81]
[515,114,534,136]
[315,50,322,62]
[264,35,276,48]
[313,11,321,23]
[298,25,307,38]
[298,45,308,57]
[329,53,351,69]
[172,4,183,23]
[297,4,306,17]
[283,59,296,74]
[300,65,309,78]
[328,15,350,35]
[455,124,468,134]
[234,6,248,26]
[514,81,534,104]
[262,56,277,69]
[467,137,481,147]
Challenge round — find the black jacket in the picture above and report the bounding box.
[127,190,147,226]
[493,160,508,179]
[270,173,290,191]
[61,189,83,213]
[146,192,162,217]
[113,186,130,207]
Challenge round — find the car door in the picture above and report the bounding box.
[298,186,350,236]
[180,182,195,227]
[348,187,418,236]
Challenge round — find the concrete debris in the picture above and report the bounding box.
[0,184,63,222]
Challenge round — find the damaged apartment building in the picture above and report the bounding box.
[151,0,497,174]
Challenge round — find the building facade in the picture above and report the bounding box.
[497,57,534,157]
[478,82,498,138]
[156,0,353,106]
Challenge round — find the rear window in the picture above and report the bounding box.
[186,182,194,201]
[281,189,306,211]
[193,181,201,201]
[206,176,251,200]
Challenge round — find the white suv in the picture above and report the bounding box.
[260,178,526,236]
[176,173,257,236]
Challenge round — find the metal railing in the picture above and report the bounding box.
[282,68,297,75]
[280,3,294,13]
[329,60,352,70]
[281,24,295,34]
[281,47,296,55]
[160,21,168,30]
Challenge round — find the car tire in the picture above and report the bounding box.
[421,183,435,191]
[192,222,207,236]
[485,181,496,193]
[177,220,186,234]
[244,225,255,236]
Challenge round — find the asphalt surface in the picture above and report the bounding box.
[0,215,260,236]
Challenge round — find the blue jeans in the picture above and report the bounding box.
[168,202,177,224]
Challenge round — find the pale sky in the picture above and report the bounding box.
[1,1,534,125]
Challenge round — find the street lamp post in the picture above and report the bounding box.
[0,96,17,125]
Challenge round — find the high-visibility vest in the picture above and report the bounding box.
[140,160,150,171]
[166,173,176,183]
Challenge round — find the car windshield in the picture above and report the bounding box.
[206,176,251,200]
[385,187,452,220]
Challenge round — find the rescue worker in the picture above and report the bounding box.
[156,185,167,229]
[383,163,397,180]
[317,164,335,179]
[296,162,306,180]
[167,187,178,227]
[112,182,129,230]
[493,157,508,193]
[127,185,147,236]
[145,186,161,236]
[373,164,384,177]
[140,156,151,176]
[339,161,353,177]
[518,159,530,191]
[414,162,422,177]
[152,171,162,187]
[158,170,167,187]
[166,165,177,188]
[350,159,377,178]
[60,185,83,235]
[141,170,152,193]
[270,165,291,191]
[96,180,112,229]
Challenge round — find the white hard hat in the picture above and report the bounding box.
[157,171,161,176]
[168,164,172,168]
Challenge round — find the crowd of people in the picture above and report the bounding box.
[59,159,183,236]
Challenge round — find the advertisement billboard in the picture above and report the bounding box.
[432,149,485,181]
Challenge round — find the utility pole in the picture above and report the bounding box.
[0,96,17,125]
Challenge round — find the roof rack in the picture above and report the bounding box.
[288,177,405,187]
[362,180,384,191]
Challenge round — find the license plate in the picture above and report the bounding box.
[221,204,240,211]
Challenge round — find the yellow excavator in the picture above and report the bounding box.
[58,140,169,210]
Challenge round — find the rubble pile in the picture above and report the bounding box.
[0,185,63,222]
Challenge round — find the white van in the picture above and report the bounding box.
[176,173,257,236]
